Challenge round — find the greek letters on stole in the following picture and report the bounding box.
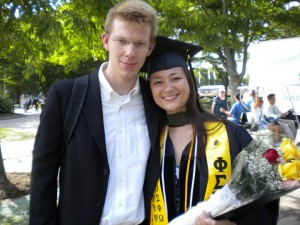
[150,127,168,225]
[204,122,231,200]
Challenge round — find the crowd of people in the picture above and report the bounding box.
[19,95,45,112]
[211,87,297,146]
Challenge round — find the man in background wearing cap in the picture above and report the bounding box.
[211,88,228,118]
[30,1,162,225]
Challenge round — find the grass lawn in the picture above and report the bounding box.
[0,128,36,143]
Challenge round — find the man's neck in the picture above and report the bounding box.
[103,67,137,95]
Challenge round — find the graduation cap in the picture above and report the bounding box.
[142,35,204,110]
[141,35,203,75]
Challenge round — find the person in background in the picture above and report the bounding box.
[32,97,39,112]
[211,88,228,118]
[265,93,295,139]
[220,92,250,125]
[251,90,281,145]
[246,89,256,109]
[30,1,161,225]
[146,36,279,225]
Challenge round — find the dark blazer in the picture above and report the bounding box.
[30,69,162,225]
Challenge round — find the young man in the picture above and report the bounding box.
[251,92,281,144]
[220,92,250,125]
[265,93,295,139]
[211,88,228,118]
[30,1,162,225]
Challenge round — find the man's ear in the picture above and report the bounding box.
[147,41,156,57]
[102,33,110,51]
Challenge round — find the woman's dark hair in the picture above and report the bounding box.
[182,68,229,160]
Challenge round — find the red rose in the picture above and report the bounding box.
[263,148,280,164]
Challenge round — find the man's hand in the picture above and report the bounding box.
[220,107,225,113]
[194,212,236,225]
[281,112,288,118]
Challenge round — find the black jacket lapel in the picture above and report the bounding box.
[83,68,108,163]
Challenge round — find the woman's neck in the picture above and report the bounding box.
[169,124,194,166]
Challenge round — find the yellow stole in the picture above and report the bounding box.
[150,122,231,224]
[203,122,231,200]
[150,127,169,225]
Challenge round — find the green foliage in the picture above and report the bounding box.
[0,97,13,113]
[0,0,113,99]
[151,0,300,102]
[1,0,299,102]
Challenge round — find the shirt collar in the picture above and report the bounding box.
[98,62,140,102]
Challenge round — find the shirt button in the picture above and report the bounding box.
[97,203,104,211]
[103,169,108,175]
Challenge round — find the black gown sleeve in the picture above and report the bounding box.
[230,199,280,225]
[225,122,280,225]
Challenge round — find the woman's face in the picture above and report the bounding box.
[149,67,190,114]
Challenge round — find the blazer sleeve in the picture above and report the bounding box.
[29,79,74,225]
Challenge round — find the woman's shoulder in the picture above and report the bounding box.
[227,122,252,147]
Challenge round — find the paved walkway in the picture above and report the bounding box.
[1,107,39,172]
[0,108,300,224]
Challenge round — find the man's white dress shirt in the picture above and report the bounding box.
[99,63,151,225]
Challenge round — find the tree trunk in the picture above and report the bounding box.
[0,144,9,184]
[228,70,241,106]
[223,47,245,107]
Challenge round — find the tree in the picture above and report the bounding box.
[0,145,8,185]
[152,0,300,104]
[1,0,113,98]
[1,0,300,103]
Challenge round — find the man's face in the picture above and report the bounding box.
[259,97,264,106]
[219,90,225,97]
[102,17,155,82]
[268,96,276,105]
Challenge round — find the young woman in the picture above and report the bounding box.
[146,37,279,225]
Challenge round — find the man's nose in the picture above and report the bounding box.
[124,43,138,56]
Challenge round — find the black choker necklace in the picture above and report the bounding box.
[167,111,191,127]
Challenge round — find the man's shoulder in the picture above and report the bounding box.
[231,102,239,108]
[54,70,96,91]
[213,96,220,101]
[54,78,75,87]
[274,104,280,110]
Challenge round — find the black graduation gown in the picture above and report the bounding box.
[162,122,279,225]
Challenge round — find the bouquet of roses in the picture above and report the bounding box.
[168,137,300,225]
